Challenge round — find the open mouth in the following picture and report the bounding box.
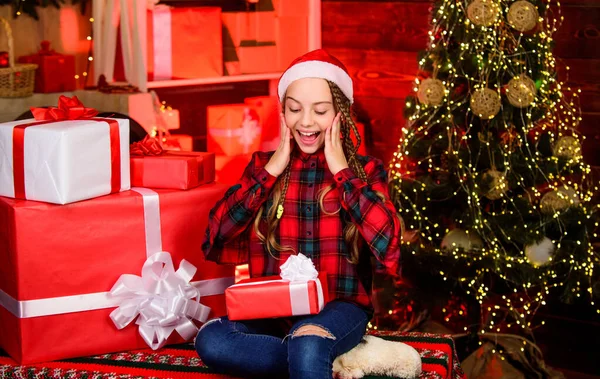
[298,130,321,144]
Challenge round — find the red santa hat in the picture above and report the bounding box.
[278,49,354,104]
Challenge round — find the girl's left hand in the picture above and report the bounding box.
[324,112,349,176]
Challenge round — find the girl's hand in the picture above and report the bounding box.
[265,113,292,177]
[324,112,349,176]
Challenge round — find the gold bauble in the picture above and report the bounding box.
[470,88,501,119]
[467,0,500,27]
[417,78,446,106]
[506,74,536,108]
[553,136,582,160]
[480,169,508,200]
[441,229,484,251]
[507,0,539,32]
[525,237,554,266]
[540,186,580,214]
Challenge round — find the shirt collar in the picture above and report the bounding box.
[291,142,327,163]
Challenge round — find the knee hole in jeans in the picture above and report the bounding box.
[291,324,336,340]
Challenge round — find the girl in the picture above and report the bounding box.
[196,49,402,379]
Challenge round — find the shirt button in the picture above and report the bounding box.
[306,206,311,212]
[261,176,266,182]
[336,177,342,181]
[308,183,313,188]
[306,231,312,236]
[310,162,316,168]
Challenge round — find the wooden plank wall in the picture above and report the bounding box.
[321,0,600,167]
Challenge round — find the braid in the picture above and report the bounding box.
[279,163,293,211]
[253,161,295,259]
[327,81,368,182]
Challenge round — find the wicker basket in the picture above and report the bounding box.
[0,17,37,97]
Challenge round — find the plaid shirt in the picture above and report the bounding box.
[202,146,401,309]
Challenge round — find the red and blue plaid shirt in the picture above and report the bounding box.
[202,146,401,310]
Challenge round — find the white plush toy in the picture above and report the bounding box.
[333,335,422,379]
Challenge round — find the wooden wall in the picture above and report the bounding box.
[321,0,600,167]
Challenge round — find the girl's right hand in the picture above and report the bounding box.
[264,113,292,177]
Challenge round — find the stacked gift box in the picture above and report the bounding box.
[17,41,76,93]
[114,5,223,82]
[223,0,310,75]
[206,101,262,185]
[0,96,234,364]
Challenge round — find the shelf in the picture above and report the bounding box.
[147,72,283,89]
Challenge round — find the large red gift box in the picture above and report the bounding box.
[130,151,215,190]
[17,41,76,93]
[0,184,234,364]
[147,6,223,80]
[225,272,328,321]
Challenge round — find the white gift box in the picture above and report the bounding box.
[0,118,130,204]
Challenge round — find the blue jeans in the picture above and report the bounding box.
[195,300,369,379]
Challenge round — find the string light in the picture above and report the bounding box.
[386,0,598,342]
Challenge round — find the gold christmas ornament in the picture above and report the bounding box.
[507,0,539,32]
[506,74,537,108]
[417,78,446,106]
[470,88,501,119]
[480,169,508,200]
[540,186,580,214]
[525,237,555,266]
[441,229,484,251]
[467,0,500,27]
[553,136,582,160]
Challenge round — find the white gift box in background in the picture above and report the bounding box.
[0,118,130,204]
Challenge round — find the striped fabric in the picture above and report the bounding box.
[0,332,465,379]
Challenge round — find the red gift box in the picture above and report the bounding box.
[0,184,234,364]
[207,104,262,156]
[130,151,215,190]
[17,41,76,93]
[225,272,328,321]
[276,17,308,71]
[162,134,193,152]
[147,6,223,80]
[245,96,280,145]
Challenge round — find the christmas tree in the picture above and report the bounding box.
[387,0,599,338]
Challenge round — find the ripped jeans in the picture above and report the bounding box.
[195,300,369,379]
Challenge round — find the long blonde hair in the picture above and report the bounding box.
[253,81,377,264]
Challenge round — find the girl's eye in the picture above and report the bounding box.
[315,110,328,116]
[288,108,301,113]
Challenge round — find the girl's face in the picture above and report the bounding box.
[283,78,336,154]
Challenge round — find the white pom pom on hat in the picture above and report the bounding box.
[278,49,354,104]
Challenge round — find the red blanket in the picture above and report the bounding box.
[0,331,465,379]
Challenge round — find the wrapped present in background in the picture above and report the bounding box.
[0,96,130,205]
[130,136,214,189]
[226,254,328,321]
[245,95,280,148]
[0,184,234,364]
[17,41,76,93]
[224,42,278,75]
[272,0,310,17]
[214,153,253,186]
[221,11,256,48]
[275,16,309,71]
[147,6,222,80]
[161,133,194,152]
[207,104,262,156]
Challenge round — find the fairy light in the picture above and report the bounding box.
[387,0,598,340]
